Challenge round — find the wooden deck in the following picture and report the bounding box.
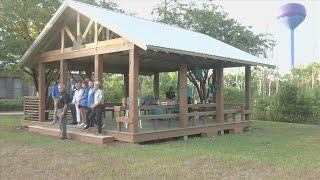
[21,119,251,144]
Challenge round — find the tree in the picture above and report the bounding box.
[153,0,275,102]
[0,0,124,94]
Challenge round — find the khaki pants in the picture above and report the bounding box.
[57,108,67,138]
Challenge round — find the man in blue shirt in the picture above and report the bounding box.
[83,81,95,130]
[51,82,60,124]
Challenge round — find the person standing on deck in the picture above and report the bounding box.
[68,78,77,125]
[83,81,95,130]
[92,81,105,135]
[79,81,89,128]
[57,84,70,140]
[72,82,84,127]
[51,82,60,124]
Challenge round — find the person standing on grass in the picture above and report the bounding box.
[51,82,60,124]
[79,81,89,128]
[72,82,84,127]
[68,78,77,125]
[92,81,105,135]
[57,84,70,140]
[83,81,95,130]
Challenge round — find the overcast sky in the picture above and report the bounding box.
[111,0,320,73]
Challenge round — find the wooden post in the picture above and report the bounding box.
[60,59,68,86]
[77,12,80,40]
[38,62,46,122]
[128,48,139,133]
[153,72,159,100]
[94,21,98,44]
[179,64,188,128]
[123,74,129,98]
[245,66,251,120]
[216,64,224,123]
[94,54,103,83]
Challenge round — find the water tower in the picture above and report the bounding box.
[277,3,306,68]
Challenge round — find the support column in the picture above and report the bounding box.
[153,72,159,100]
[123,73,129,98]
[216,64,224,123]
[179,64,188,128]
[94,54,103,83]
[60,59,68,86]
[38,63,46,122]
[245,66,252,120]
[128,48,139,133]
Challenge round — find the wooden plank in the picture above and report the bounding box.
[64,26,75,42]
[216,64,224,123]
[179,64,188,128]
[94,21,98,44]
[128,48,139,133]
[94,54,103,82]
[77,12,80,39]
[61,28,65,54]
[139,114,179,120]
[245,66,251,120]
[153,72,159,100]
[82,19,94,40]
[40,38,133,62]
[60,59,68,85]
[38,63,45,122]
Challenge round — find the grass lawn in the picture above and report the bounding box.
[1,117,320,179]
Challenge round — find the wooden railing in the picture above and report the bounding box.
[24,96,39,121]
[114,103,251,132]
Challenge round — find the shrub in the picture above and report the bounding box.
[0,98,23,112]
[224,87,245,104]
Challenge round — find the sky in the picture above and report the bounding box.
[111,0,320,74]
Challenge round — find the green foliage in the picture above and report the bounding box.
[0,99,23,112]
[103,74,124,103]
[159,72,178,101]
[224,87,244,104]
[253,83,320,124]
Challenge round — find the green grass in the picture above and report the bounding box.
[1,117,320,179]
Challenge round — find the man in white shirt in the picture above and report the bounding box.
[92,81,105,135]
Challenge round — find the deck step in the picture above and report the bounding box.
[28,126,114,145]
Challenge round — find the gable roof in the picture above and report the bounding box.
[19,0,275,68]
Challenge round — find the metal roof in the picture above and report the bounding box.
[19,0,275,68]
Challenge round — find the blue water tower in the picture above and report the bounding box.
[277,3,306,68]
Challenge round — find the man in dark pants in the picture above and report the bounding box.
[83,81,95,130]
[56,84,70,140]
[92,81,105,135]
[68,78,77,125]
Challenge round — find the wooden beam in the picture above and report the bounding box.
[94,21,98,44]
[94,54,103,83]
[124,73,129,98]
[106,29,110,40]
[153,72,159,100]
[61,28,65,54]
[97,25,104,37]
[179,64,188,128]
[82,19,94,40]
[40,38,134,62]
[64,25,76,42]
[60,59,68,86]
[38,63,46,122]
[245,66,251,120]
[216,64,224,123]
[128,48,139,133]
[77,12,80,39]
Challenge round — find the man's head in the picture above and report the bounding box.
[76,82,82,90]
[58,84,66,93]
[94,81,101,90]
[82,81,88,88]
[85,77,90,83]
[70,78,75,84]
[88,81,94,88]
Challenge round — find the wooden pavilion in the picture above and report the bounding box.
[19,0,274,144]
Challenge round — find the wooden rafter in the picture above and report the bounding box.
[97,25,104,37]
[82,19,94,40]
[64,25,76,42]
